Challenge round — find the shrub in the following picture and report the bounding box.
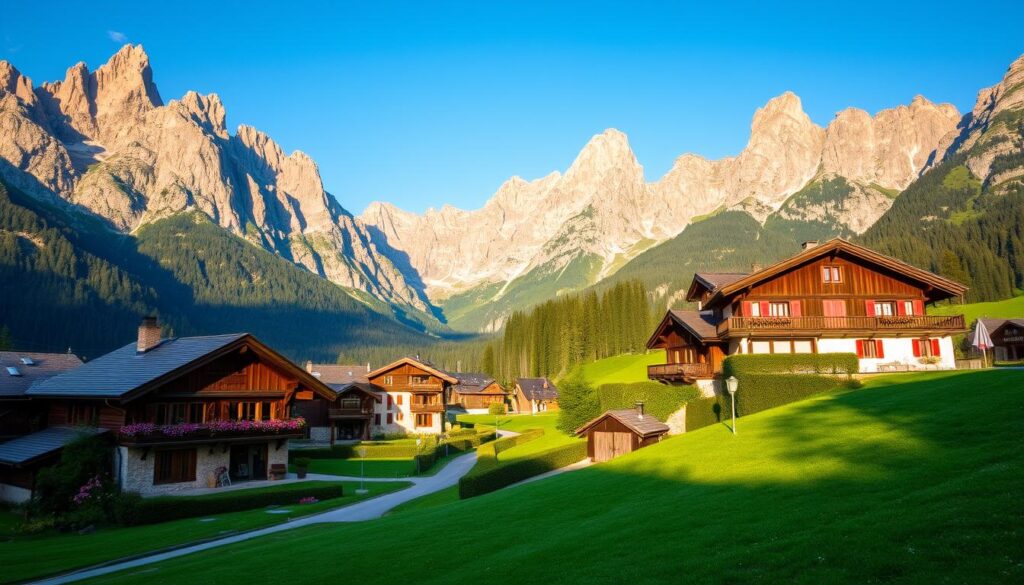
[556,376,601,434]
[124,483,344,526]
[459,442,588,499]
[488,402,507,415]
[597,382,700,421]
[294,457,311,468]
[112,492,143,526]
[722,353,858,377]
[32,434,113,519]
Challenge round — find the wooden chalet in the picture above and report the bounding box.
[0,317,336,500]
[647,239,969,384]
[575,403,669,462]
[980,319,1024,362]
[513,378,559,414]
[449,373,506,413]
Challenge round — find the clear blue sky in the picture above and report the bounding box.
[2,1,1020,214]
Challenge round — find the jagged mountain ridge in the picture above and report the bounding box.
[0,45,434,323]
[363,90,961,331]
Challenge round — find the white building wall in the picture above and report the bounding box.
[116,440,290,497]
[371,392,443,436]
[816,337,956,373]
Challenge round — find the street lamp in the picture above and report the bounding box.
[726,376,739,435]
[356,446,368,494]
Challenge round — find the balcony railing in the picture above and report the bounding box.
[329,406,374,417]
[648,363,714,381]
[410,402,445,413]
[718,314,966,336]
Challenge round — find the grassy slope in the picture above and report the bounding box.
[456,413,580,461]
[0,481,410,584]
[92,370,1023,584]
[563,352,663,386]
[930,294,1024,323]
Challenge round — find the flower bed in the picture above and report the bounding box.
[119,418,306,441]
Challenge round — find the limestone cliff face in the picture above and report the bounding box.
[936,54,1024,190]
[0,45,430,315]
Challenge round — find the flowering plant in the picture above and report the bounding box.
[298,496,319,505]
[72,475,104,506]
[119,417,306,439]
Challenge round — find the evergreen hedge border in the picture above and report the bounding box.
[597,382,700,421]
[685,374,846,433]
[458,441,588,499]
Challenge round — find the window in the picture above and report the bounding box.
[771,340,792,354]
[411,375,430,385]
[154,449,197,484]
[749,302,762,317]
[238,402,258,421]
[384,375,394,385]
[387,413,394,424]
[387,395,393,410]
[397,412,404,421]
[873,301,896,316]
[415,413,432,427]
[154,403,168,424]
[793,340,815,354]
[260,401,272,421]
[903,301,915,316]
[857,339,884,359]
[750,340,772,354]
[188,403,205,423]
[822,266,842,283]
[913,338,941,358]
[374,414,381,425]
[170,403,187,424]
[69,404,95,426]
[768,302,790,317]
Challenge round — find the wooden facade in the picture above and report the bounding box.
[451,381,506,410]
[575,409,669,463]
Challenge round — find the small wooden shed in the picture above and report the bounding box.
[574,404,670,463]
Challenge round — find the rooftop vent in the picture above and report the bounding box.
[635,401,645,418]
[20,357,35,366]
[6,366,21,377]
[801,240,820,250]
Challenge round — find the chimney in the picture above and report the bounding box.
[750,263,763,273]
[305,360,313,373]
[456,360,462,374]
[801,240,820,251]
[136,316,162,353]
[366,363,371,372]
[635,401,645,418]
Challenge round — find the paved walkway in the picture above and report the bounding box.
[32,451,479,585]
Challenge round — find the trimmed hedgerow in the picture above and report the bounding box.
[474,429,546,470]
[458,441,588,499]
[722,353,858,377]
[119,482,345,526]
[290,442,420,460]
[685,374,844,433]
[685,393,731,433]
[597,382,700,421]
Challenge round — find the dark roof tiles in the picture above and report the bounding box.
[517,378,558,400]
[0,426,108,466]
[0,351,83,398]
[575,409,670,437]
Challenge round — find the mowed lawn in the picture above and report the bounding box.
[457,412,581,461]
[289,458,419,478]
[564,351,662,385]
[0,480,410,584]
[930,293,1024,322]
[91,369,1024,584]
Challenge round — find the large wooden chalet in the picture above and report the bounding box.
[0,318,336,501]
[646,239,968,387]
[449,373,506,413]
[301,357,457,442]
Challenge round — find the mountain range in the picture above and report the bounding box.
[0,46,1022,356]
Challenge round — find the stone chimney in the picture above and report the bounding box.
[635,401,645,418]
[801,240,820,251]
[136,316,162,353]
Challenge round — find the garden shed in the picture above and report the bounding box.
[575,404,669,463]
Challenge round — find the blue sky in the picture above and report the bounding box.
[2,1,1020,214]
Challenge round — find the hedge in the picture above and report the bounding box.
[995,360,1024,367]
[474,429,546,470]
[722,353,858,377]
[117,482,345,526]
[597,382,700,421]
[290,442,420,460]
[458,441,588,499]
[685,374,843,433]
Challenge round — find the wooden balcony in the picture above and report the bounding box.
[328,406,374,418]
[648,362,714,382]
[410,402,445,413]
[718,314,966,337]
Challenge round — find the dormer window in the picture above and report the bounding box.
[822,266,842,283]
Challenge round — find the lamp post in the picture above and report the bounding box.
[356,446,368,494]
[726,376,738,435]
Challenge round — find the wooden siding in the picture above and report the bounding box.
[369,364,446,394]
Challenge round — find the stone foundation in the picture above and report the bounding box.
[309,426,331,443]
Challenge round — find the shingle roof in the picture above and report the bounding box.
[669,310,720,340]
[0,426,108,466]
[979,318,1024,336]
[575,409,670,438]
[694,272,748,291]
[367,357,459,384]
[0,352,83,398]
[453,373,501,394]
[27,334,246,399]
[308,363,373,393]
[517,378,558,400]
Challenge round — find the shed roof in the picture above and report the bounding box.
[575,409,670,438]
[0,426,108,466]
[0,351,83,398]
[516,378,558,400]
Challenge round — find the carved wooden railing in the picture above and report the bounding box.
[647,362,714,380]
[718,314,965,335]
[409,402,445,413]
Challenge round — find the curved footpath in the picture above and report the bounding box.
[31,450,480,585]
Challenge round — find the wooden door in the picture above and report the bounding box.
[593,432,634,462]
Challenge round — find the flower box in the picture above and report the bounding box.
[119,418,306,443]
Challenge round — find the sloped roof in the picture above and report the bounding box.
[646,310,722,348]
[979,318,1024,337]
[27,333,335,401]
[307,363,377,395]
[704,238,967,308]
[0,351,83,398]
[517,378,558,400]
[367,357,459,384]
[453,373,503,394]
[575,409,670,438]
[695,272,749,291]
[0,426,108,466]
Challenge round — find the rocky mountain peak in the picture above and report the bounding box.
[0,61,36,106]
[177,91,227,138]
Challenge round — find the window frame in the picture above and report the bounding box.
[415,413,432,427]
[822,265,842,283]
[768,301,790,317]
[873,301,897,317]
[153,448,197,485]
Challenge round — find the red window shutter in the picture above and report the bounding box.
[931,339,941,356]
[759,301,770,316]
[865,300,876,316]
[913,300,924,316]
[912,339,922,357]
[790,300,802,317]
[742,301,752,316]
[387,413,393,424]
[896,301,907,316]
[387,395,393,409]
[855,339,864,358]
[875,340,885,359]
